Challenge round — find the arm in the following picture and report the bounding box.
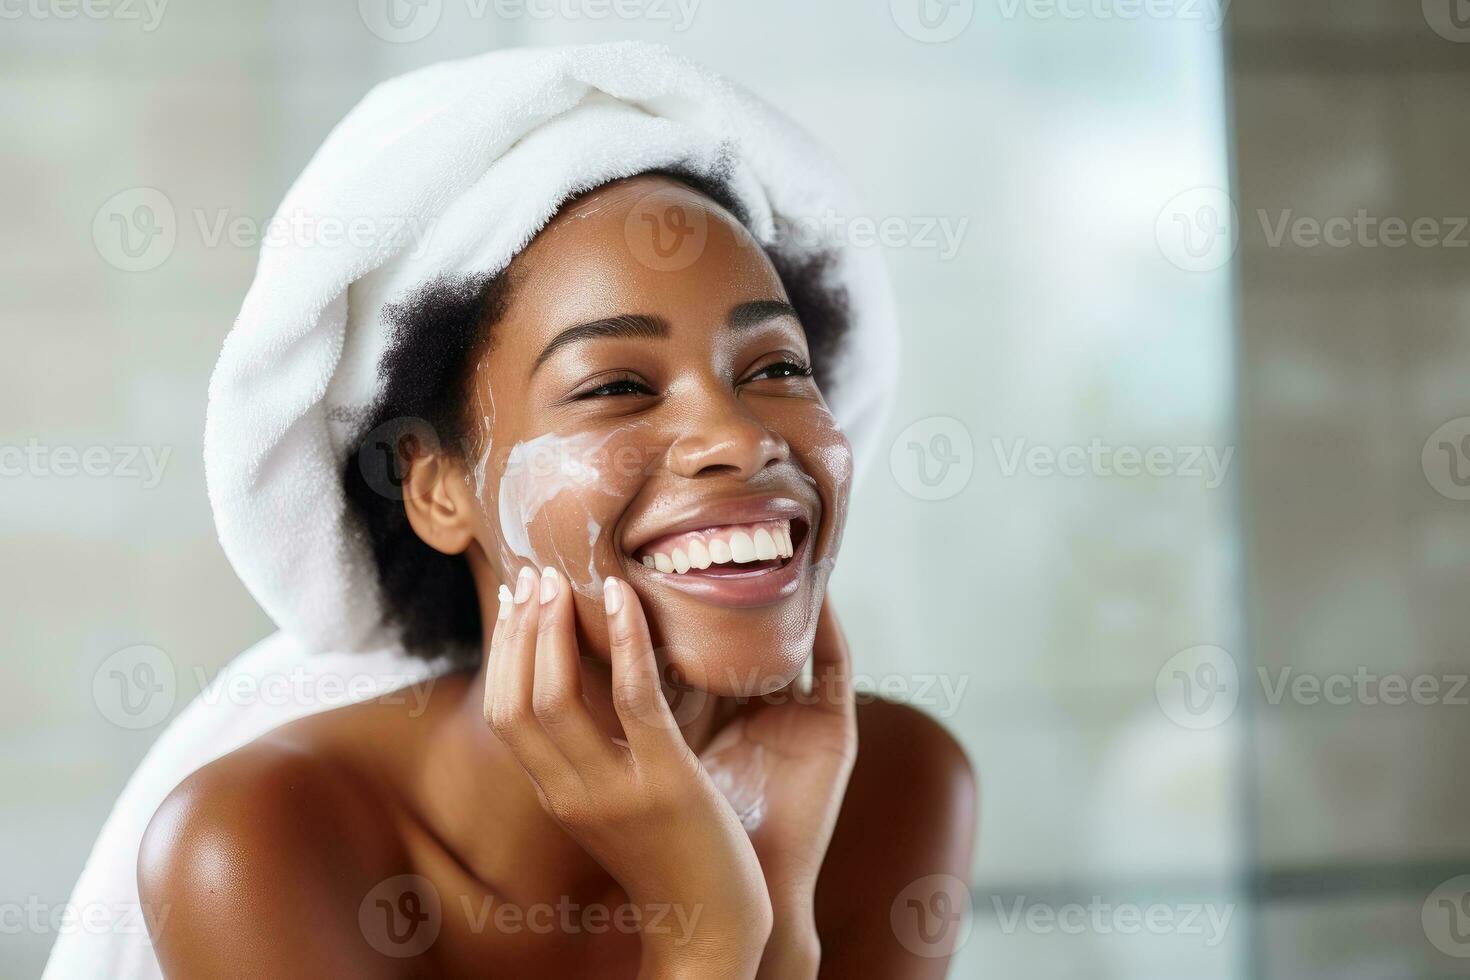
[723,601,857,980]
[701,606,977,979]
[699,604,975,980]
[813,699,978,979]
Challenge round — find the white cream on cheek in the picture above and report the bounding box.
[467,382,497,500]
[489,428,627,597]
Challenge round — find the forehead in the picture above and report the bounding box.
[497,176,786,338]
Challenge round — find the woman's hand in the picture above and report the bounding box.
[699,600,858,978]
[484,566,772,979]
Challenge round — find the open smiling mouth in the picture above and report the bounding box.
[634,518,808,576]
[626,514,814,607]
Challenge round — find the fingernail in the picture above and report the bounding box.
[514,567,535,604]
[497,584,513,620]
[603,577,624,615]
[539,566,559,604]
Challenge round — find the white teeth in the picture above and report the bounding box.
[641,520,797,574]
[729,531,756,563]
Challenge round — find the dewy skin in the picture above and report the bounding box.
[490,427,627,597]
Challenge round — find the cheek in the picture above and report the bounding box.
[484,428,650,598]
[790,406,855,564]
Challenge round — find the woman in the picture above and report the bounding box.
[59,43,974,979]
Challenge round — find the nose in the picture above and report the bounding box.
[666,393,789,481]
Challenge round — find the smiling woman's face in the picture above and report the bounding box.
[452,174,853,695]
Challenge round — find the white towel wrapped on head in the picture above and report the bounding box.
[44,40,897,979]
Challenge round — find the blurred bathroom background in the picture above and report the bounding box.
[2,1,1467,976]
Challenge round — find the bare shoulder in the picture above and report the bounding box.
[137,720,409,977]
[814,698,978,978]
[851,697,976,806]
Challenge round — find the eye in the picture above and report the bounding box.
[742,358,814,383]
[573,372,656,399]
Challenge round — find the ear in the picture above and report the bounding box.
[401,436,479,557]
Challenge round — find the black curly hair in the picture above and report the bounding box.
[342,172,851,661]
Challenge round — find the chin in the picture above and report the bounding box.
[646,589,824,698]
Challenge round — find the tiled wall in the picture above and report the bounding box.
[1231,2,1470,976]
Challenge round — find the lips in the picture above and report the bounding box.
[621,496,815,607]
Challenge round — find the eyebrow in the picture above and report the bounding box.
[532,300,800,373]
[533,313,670,372]
[728,299,799,330]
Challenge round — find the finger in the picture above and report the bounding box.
[532,566,617,771]
[602,577,688,765]
[491,566,539,712]
[480,578,518,721]
[810,597,854,715]
[485,566,574,784]
[486,581,514,651]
